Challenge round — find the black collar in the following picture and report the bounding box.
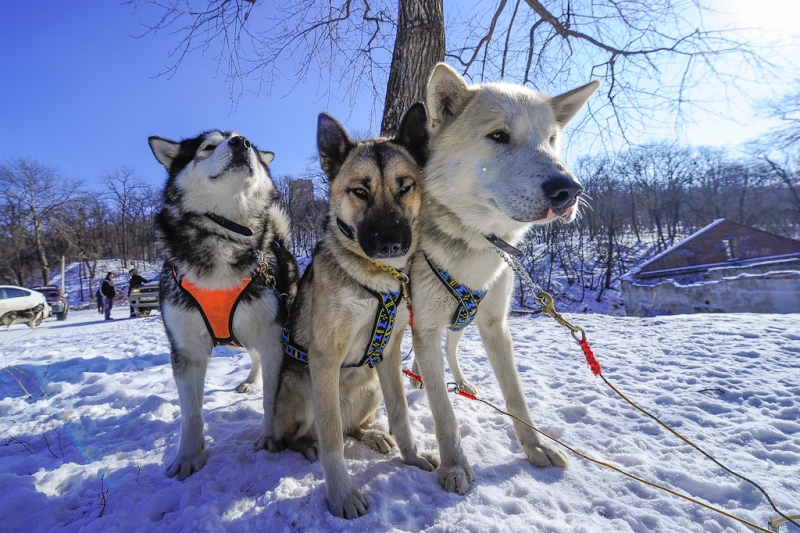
[485,234,523,257]
[205,212,254,237]
[337,218,355,240]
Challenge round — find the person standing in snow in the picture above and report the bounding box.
[127,268,148,318]
[100,272,116,321]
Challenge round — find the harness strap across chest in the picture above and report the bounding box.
[282,287,403,368]
[174,270,253,347]
[173,255,276,347]
[424,254,486,332]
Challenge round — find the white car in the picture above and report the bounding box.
[128,273,160,317]
[0,285,51,330]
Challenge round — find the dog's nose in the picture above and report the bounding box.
[379,241,403,256]
[542,175,582,208]
[229,136,251,150]
[374,233,405,258]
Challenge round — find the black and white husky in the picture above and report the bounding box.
[149,130,298,480]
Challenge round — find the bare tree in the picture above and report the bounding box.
[0,194,29,285]
[761,83,800,150]
[102,167,148,269]
[447,1,775,142]
[129,1,776,142]
[762,155,800,227]
[60,193,113,295]
[0,158,80,285]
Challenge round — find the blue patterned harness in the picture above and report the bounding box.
[424,254,486,331]
[282,287,403,368]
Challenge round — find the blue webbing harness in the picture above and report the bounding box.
[282,287,404,368]
[424,254,486,331]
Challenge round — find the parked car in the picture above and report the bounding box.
[129,273,160,317]
[31,285,69,321]
[0,285,51,330]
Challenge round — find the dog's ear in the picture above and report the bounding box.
[258,151,275,166]
[549,80,600,127]
[393,102,430,167]
[426,63,471,130]
[148,136,180,169]
[317,113,355,181]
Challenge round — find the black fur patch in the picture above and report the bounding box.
[391,102,430,168]
[153,130,299,339]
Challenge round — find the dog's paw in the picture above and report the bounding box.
[402,450,440,472]
[301,445,318,462]
[438,461,474,494]
[165,450,208,480]
[457,379,478,396]
[521,439,569,468]
[326,484,369,519]
[409,379,423,390]
[235,381,257,393]
[361,430,396,454]
[254,435,283,453]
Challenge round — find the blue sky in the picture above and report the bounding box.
[1,1,798,191]
[0,1,369,189]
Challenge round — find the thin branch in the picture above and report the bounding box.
[501,0,521,79]
[449,0,507,75]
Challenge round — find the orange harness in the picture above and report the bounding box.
[173,270,255,347]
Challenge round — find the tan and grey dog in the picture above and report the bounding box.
[270,103,439,518]
[408,64,599,494]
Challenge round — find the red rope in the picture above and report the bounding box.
[402,368,423,384]
[454,388,477,401]
[578,337,602,376]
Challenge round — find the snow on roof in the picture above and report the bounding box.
[621,219,726,281]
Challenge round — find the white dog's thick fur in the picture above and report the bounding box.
[408,64,599,494]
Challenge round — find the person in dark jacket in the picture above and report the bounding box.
[100,272,116,321]
[128,268,148,318]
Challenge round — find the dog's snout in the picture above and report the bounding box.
[542,175,582,208]
[229,136,251,150]
[359,220,412,259]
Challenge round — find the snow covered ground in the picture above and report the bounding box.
[1,304,798,533]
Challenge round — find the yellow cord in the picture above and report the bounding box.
[451,388,774,533]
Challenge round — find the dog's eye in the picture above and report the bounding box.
[351,188,369,199]
[486,130,510,144]
[202,145,217,152]
[399,183,415,196]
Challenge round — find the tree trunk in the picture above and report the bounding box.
[122,216,128,269]
[598,220,615,301]
[32,212,50,285]
[380,0,445,136]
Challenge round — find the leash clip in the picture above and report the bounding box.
[257,256,276,288]
[535,290,586,342]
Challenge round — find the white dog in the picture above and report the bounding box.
[408,64,599,493]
